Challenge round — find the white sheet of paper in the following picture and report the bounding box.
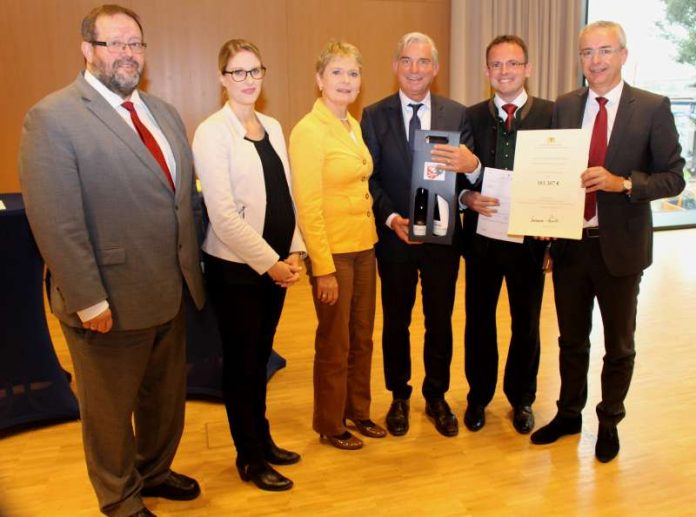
[509,129,591,239]
[476,167,524,243]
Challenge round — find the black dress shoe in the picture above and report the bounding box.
[236,460,293,491]
[512,405,535,434]
[464,404,486,432]
[130,508,156,517]
[264,438,301,465]
[530,414,582,445]
[386,399,410,436]
[595,424,620,463]
[141,471,200,501]
[425,399,459,437]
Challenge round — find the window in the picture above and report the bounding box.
[587,0,696,228]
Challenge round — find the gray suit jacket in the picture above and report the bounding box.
[552,83,685,276]
[19,73,205,330]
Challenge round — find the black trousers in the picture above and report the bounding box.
[552,237,641,426]
[204,254,286,464]
[464,236,545,408]
[378,244,460,401]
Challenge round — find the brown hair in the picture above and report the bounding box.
[218,39,263,73]
[315,40,363,75]
[485,35,529,63]
[81,4,143,42]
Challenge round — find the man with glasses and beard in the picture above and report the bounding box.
[19,5,205,516]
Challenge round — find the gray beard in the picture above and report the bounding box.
[99,58,141,98]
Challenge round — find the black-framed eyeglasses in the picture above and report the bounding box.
[90,40,147,54]
[487,60,527,71]
[222,66,267,82]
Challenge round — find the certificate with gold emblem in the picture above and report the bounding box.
[508,129,591,239]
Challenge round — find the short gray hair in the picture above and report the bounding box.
[579,20,627,48]
[394,32,439,66]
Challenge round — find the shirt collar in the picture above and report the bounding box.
[589,80,624,105]
[399,90,431,112]
[493,90,528,111]
[84,69,143,109]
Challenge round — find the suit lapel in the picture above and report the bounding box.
[76,76,176,194]
[430,95,446,130]
[573,89,589,128]
[386,94,411,167]
[605,83,635,168]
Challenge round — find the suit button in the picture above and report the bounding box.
[361,176,367,182]
[362,159,367,165]
[366,211,371,217]
[365,193,369,199]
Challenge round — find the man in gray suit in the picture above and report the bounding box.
[19,5,205,516]
[530,21,685,463]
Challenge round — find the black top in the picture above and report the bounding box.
[246,132,295,259]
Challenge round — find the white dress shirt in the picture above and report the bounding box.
[581,80,624,227]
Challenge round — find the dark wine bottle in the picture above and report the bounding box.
[413,187,428,236]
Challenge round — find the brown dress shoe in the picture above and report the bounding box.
[320,431,363,450]
[348,418,387,438]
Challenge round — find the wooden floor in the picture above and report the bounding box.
[2,229,696,517]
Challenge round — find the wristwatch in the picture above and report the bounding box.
[622,178,632,196]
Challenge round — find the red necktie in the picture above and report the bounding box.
[121,101,175,191]
[585,97,608,220]
[502,103,517,132]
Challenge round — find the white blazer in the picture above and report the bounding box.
[192,104,305,274]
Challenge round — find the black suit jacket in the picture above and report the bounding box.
[361,92,475,260]
[552,83,685,276]
[463,96,554,255]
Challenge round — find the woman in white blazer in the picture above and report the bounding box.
[192,39,305,492]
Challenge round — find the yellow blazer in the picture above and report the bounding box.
[289,99,377,276]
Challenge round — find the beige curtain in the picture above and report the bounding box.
[450,0,585,106]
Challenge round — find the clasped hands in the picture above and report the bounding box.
[268,253,303,288]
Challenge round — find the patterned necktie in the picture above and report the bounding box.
[121,101,175,191]
[408,103,423,150]
[502,103,517,132]
[585,96,608,220]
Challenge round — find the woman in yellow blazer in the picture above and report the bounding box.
[289,41,386,450]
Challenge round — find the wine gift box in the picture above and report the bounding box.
[408,129,461,244]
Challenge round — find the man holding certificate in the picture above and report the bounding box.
[531,21,685,463]
[461,35,553,435]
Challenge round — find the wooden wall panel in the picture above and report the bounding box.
[0,0,449,193]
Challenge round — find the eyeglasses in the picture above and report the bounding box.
[222,66,267,82]
[91,40,147,54]
[579,47,622,59]
[487,60,527,71]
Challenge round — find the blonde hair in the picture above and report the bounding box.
[315,40,363,75]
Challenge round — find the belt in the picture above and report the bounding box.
[582,227,600,238]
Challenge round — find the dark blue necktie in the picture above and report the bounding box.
[408,103,423,150]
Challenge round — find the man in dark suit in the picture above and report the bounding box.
[530,21,685,462]
[361,32,479,437]
[461,35,553,435]
[19,5,206,515]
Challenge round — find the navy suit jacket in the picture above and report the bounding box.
[361,92,475,260]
